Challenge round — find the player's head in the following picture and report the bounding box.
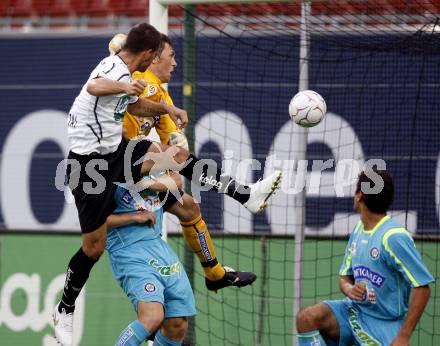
[354,168,394,214]
[124,23,162,72]
[149,34,177,83]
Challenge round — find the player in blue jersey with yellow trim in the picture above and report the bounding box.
[296,169,434,346]
[106,171,196,346]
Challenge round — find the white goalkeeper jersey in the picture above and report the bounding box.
[68,55,138,155]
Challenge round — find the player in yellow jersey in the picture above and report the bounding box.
[109,33,257,291]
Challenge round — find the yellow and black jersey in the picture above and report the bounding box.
[123,69,180,144]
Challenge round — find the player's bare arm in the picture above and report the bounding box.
[339,275,366,301]
[133,171,182,193]
[87,78,146,96]
[390,285,431,346]
[148,171,183,192]
[107,210,157,228]
[127,98,188,128]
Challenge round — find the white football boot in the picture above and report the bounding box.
[53,303,73,346]
[244,170,282,213]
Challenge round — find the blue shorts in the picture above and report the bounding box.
[324,299,403,346]
[109,237,196,318]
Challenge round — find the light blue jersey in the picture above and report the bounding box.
[106,177,196,319]
[339,215,435,320]
[106,178,163,253]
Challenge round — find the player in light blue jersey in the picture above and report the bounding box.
[296,169,434,346]
[106,172,196,346]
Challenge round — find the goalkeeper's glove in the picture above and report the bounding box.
[169,131,189,151]
[108,33,127,56]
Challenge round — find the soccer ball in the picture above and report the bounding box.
[288,90,327,128]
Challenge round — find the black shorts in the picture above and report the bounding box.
[66,138,152,233]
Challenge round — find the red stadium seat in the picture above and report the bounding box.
[168,4,183,17]
[126,0,148,17]
[312,1,367,15]
[70,0,88,16]
[32,0,51,16]
[88,0,110,17]
[0,1,12,17]
[49,0,72,17]
[384,0,430,14]
[109,0,128,16]
[10,0,34,16]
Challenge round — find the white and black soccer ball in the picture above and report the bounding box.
[289,90,327,128]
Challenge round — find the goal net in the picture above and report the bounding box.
[162,1,440,345]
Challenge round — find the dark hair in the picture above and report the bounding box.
[124,23,162,54]
[356,168,394,214]
[157,33,173,55]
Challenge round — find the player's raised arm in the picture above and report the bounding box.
[87,78,146,97]
[127,98,188,128]
[107,210,156,229]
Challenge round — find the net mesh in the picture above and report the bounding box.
[166,2,440,345]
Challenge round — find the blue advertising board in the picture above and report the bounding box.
[0,33,438,235]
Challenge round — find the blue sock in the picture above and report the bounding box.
[115,320,150,346]
[298,330,327,346]
[153,329,182,346]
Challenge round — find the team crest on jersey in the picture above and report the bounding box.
[144,283,156,292]
[147,84,158,97]
[369,247,380,260]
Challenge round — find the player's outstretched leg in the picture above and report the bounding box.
[53,224,106,346]
[166,193,257,291]
[205,266,257,292]
[296,303,340,346]
[139,142,282,213]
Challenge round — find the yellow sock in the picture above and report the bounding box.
[180,215,226,281]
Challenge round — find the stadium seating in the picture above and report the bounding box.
[9,0,34,17]
[49,0,72,17]
[1,0,440,29]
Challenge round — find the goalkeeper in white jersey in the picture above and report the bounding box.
[296,169,434,346]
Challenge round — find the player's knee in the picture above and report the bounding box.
[173,147,190,164]
[180,195,201,221]
[139,313,163,333]
[162,317,188,340]
[82,238,106,260]
[138,303,165,333]
[296,307,318,332]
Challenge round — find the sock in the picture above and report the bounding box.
[115,320,150,346]
[178,154,250,204]
[298,330,327,346]
[153,329,182,346]
[180,215,226,281]
[58,247,98,314]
